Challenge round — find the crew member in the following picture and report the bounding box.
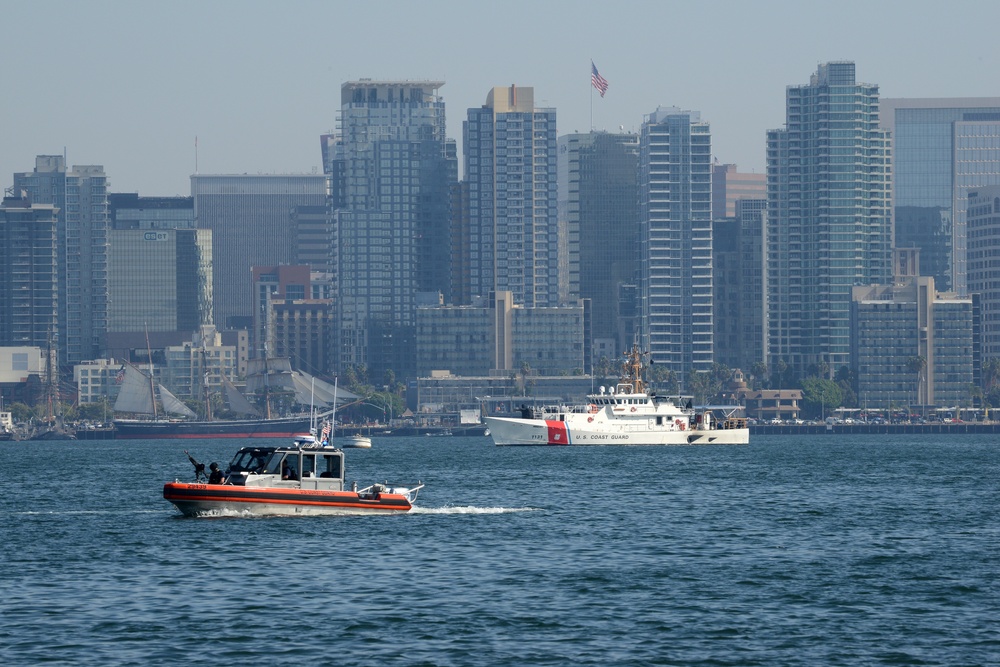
[208,462,225,484]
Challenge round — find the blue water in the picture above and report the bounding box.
[2,435,999,666]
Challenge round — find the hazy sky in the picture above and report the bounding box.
[3,0,998,196]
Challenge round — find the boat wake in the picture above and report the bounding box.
[410,505,538,515]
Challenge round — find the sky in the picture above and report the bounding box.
[3,0,999,197]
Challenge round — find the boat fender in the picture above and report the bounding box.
[588,404,599,414]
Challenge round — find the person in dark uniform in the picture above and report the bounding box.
[208,462,225,484]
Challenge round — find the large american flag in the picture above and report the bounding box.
[591,61,609,97]
[320,421,331,441]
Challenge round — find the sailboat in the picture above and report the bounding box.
[112,361,352,440]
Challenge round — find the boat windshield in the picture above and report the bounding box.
[227,447,275,474]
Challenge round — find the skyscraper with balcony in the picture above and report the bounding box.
[639,107,713,383]
[465,85,558,307]
[335,80,457,380]
[880,97,1000,295]
[767,62,891,378]
[13,156,109,366]
[0,193,58,351]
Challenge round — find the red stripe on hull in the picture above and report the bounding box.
[544,420,570,445]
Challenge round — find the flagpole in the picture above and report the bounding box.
[590,61,594,131]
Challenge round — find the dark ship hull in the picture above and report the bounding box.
[114,416,312,439]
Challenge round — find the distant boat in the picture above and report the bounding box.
[112,362,355,440]
[342,434,372,449]
[485,344,749,446]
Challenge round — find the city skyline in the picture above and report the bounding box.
[3,1,999,196]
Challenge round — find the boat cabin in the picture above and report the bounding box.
[226,445,345,491]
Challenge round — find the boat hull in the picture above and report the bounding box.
[115,416,313,439]
[484,416,749,446]
[163,482,414,517]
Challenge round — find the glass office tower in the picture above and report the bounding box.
[880,98,1000,294]
[335,80,457,380]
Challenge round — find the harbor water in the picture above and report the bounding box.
[2,434,998,666]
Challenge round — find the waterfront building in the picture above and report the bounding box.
[465,85,559,307]
[880,97,1000,294]
[967,185,1000,360]
[73,358,124,406]
[190,173,327,331]
[558,131,641,359]
[415,291,589,377]
[14,156,109,366]
[852,251,974,410]
[712,163,765,220]
[335,80,457,380]
[639,107,714,383]
[0,193,58,351]
[767,62,891,379]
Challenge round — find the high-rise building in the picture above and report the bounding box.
[107,227,212,334]
[767,62,891,378]
[711,163,765,219]
[558,132,640,358]
[880,97,1000,294]
[290,205,332,274]
[465,85,558,307]
[639,107,714,383]
[736,199,768,371]
[106,194,211,335]
[967,185,1000,360]
[0,193,58,350]
[14,156,109,365]
[335,80,457,381]
[191,174,327,332]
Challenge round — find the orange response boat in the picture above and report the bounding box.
[163,443,423,517]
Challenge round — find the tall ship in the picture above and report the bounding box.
[485,345,749,446]
[113,360,350,440]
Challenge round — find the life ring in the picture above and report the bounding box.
[587,416,594,423]
[588,404,599,414]
[630,406,637,412]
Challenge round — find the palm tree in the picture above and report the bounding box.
[905,355,926,415]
